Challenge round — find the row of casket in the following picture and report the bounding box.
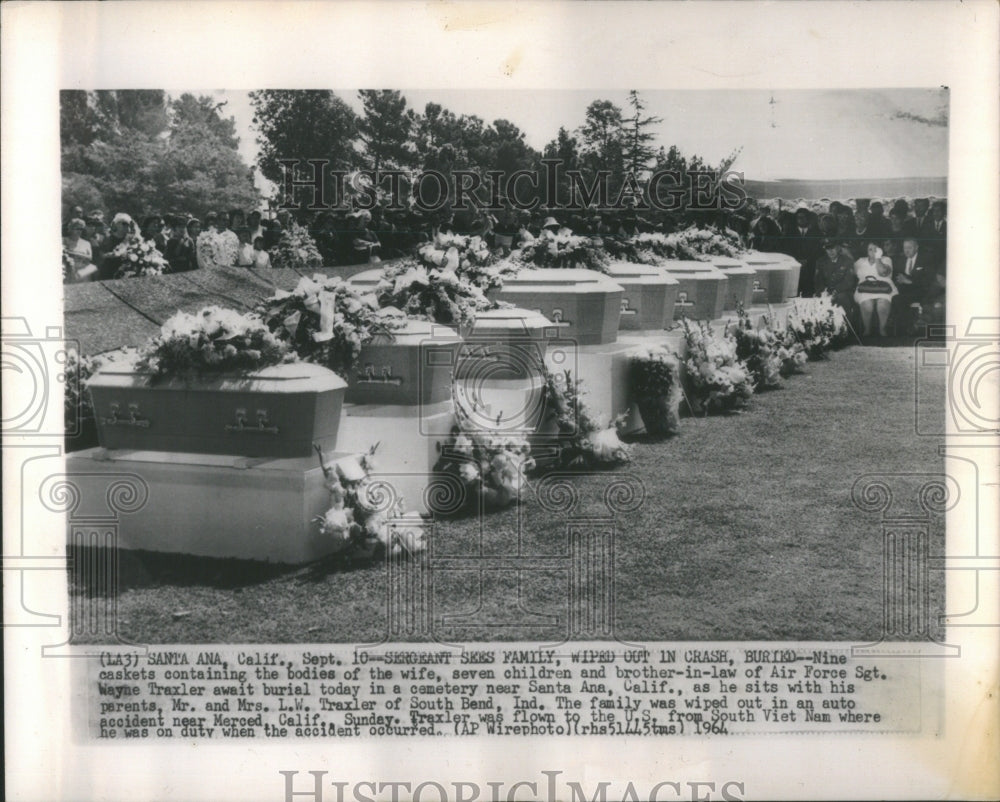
[87,252,802,461]
[78,253,799,561]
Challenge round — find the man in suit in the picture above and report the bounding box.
[928,200,947,268]
[866,201,892,240]
[782,206,822,296]
[892,237,936,334]
[912,198,932,235]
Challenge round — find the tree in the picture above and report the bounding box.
[578,99,625,179]
[249,90,359,208]
[60,90,258,221]
[622,91,663,178]
[543,127,582,207]
[171,93,240,150]
[482,118,536,178]
[357,90,415,174]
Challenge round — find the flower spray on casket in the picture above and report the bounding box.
[314,443,421,559]
[259,274,405,379]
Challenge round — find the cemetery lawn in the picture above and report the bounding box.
[87,339,946,644]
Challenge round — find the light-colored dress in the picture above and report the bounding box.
[63,236,96,280]
[854,257,898,304]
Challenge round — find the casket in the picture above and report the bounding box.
[605,262,680,330]
[493,268,624,345]
[455,307,551,381]
[345,319,462,406]
[660,261,729,321]
[709,257,757,311]
[88,361,347,458]
[771,253,802,299]
[344,268,383,293]
[741,252,798,304]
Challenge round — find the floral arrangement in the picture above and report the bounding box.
[543,368,631,468]
[416,231,517,291]
[111,235,171,279]
[785,292,851,360]
[258,274,403,379]
[727,306,806,388]
[268,222,324,271]
[514,229,611,272]
[135,306,293,381]
[679,319,755,414]
[434,419,535,511]
[315,444,420,558]
[629,226,745,262]
[628,345,683,436]
[374,260,493,327]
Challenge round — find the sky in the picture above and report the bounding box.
[209,88,948,192]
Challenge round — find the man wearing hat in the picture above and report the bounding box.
[814,238,856,314]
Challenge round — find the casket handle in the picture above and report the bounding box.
[225,407,280,435]
[102,402,151,428]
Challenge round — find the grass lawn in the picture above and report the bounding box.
[76,339,946,644]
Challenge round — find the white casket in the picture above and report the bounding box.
[741,252,798,304]
[453,307,551,434]
[455,307,551,380]
[660,261,729,321]
[493,268,624,345]
[88,361,347,458]
[605,262,680,331]
[709,256,757,311]
[345,319,462,406]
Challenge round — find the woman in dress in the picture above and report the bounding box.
[853,241,897,338]
[63,218,97,282]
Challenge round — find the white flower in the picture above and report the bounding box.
[458,462,480,483]
[319,506,352,540]
[590,428,631,464]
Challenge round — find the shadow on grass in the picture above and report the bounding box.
[70,546,295,592]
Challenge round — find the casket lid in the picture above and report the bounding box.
[344,268,384,289]
[367,318,461,346]
[468,307,552,333]
[89,359,348,392]
[605,262,679,284]
[661,260,726,277]
[501,267,623,292]
[742,251,788,266]
[709,256,756,274]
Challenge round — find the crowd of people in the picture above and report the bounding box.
[63,194,947,337]
[748,197,947,336]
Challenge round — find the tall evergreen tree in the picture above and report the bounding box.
[622,90,663,178]
[357,90,415,174]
